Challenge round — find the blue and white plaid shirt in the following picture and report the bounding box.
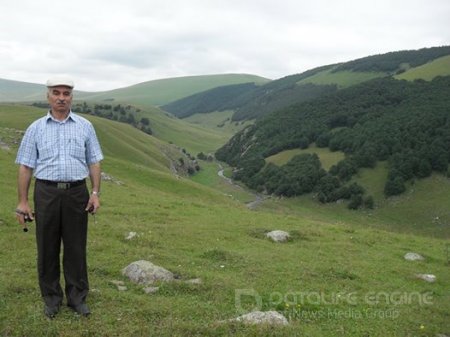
[16,111,104,181]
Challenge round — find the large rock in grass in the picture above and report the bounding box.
[122,260,174,285]
[232,311,289,325]
[266,230,290,243]
[404,252,424,261]
[415,274,436,283]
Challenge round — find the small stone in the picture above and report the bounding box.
[143,286,159,294]
[416,274,436,283]
[232,311,288,325]
[110,280,125,286]
[125,232,138,240]
[404,252,425,261]
[117,285,127,291]
[185,278,202,285]
[266,230,290,243]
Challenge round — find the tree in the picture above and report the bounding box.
[384,176,406,196]
[140,117,150,126]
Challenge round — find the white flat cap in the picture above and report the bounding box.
[46,77,74,88]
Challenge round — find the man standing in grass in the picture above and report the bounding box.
[15,77,103,318]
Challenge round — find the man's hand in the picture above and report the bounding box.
[85,194,100,214]
[16,202,34,228]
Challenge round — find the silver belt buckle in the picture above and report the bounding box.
[57,182,70,189]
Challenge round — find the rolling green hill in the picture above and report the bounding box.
[395,55,450,81]
[297,69,386,88]
[0,74,269,106]
[0,103,448,336]
[77,74,270,106]
[0,78,53,102]
[216,76,450,210]
[162,46,450,122]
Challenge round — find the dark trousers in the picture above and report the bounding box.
[34,180,90,307]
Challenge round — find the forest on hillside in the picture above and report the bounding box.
[163,46,450,124]
[216,76,450,208]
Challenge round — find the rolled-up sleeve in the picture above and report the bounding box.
[16,124,37,168]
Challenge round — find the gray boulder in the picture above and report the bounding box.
[122,260,174,285]
[232,311,289,325]
[415,274,436,283]
[266,230,290,243]
[404,252,424,261]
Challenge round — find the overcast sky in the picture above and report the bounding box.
[1,0,449,91]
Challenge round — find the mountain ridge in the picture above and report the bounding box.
[0,73,270,106]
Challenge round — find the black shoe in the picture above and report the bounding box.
[68,303,91,317]
[44,305,59,319]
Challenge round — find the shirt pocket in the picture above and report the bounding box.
[67,138,86,160]
[38,141,56,161]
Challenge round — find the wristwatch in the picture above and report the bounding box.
[92,191,101,196]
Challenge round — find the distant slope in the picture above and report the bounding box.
[77,74,270,106]
[162,65,338,121]
[216,76,450,203]
[394,55,450,81]
[161,82,258,118]
[0,74,269,106]
[0,78,49,102]
[298,69,386,88]
[162,46,450,122]
[332,45,450,73]
[0,104,170,171]
[135,104,232,154]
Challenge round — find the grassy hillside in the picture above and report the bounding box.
[266,146,345,170]
[298,69,386,88]
[1,110,449,336]
[0,78,47,102]
[0,105,171,172]
[137,105,231,154]
[78,74,270,106]
[217,76,450,207]
[0,74,269,106]
[184,110,252,137]
[395,55,450,81]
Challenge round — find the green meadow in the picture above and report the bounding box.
[77,74,270,107]
[298,69,385,88]
[395,55,450,81]
[265,146,345,171]
[0,104,449,336]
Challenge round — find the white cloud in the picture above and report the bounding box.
[0,0,449,91]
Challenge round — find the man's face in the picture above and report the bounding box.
[47,86,73,114]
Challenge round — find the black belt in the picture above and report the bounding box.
[36,179,86,190]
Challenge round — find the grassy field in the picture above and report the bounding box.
[132,105,230,154]
[265,146,345,171]
[184,111,252,136]
[1,106,449,336]
[298,69,385,88]
[77,74,270,107]
[395,55,450,81]
[0,74,270,105]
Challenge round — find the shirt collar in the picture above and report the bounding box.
[46,110,76,123]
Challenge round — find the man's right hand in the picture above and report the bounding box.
[16,203,34,225]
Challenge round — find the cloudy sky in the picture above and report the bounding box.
[1,0,449,91]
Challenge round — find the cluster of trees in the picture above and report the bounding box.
[216,76,450,205]
[71,102,153,135]
[333,46,450,73]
